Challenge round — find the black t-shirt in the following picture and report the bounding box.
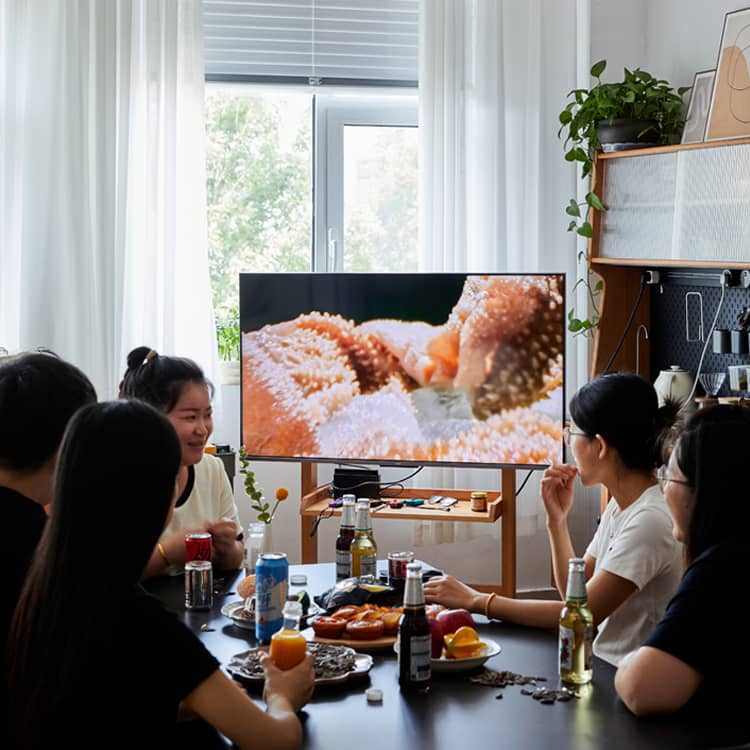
[644,542,743,717]
[2,485,46,648]
[19,587,220,749]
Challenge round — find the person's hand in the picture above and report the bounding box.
[423,575,482,612]
[203,518,240,561]
[540,463,578,527]
[261,652,315,712]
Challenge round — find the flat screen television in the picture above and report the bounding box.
[240,273,564,469]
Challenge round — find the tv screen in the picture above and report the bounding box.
[240,273,564,469]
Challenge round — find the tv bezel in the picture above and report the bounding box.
[239,271,566,471]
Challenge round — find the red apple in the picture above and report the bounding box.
[436,608,475,636]
[429,617,444,658]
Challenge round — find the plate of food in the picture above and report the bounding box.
[221,600,256,630]
[227,642,373,686]
[394,626,502,673]
[430,639,501,673]
[304,604,402,651]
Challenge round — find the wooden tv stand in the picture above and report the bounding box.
[299,464,518,597]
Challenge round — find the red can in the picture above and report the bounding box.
[185,532,212,562]
[388,551,415,588]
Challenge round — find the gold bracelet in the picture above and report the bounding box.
[157,542,170,566]
[484,592,497,620]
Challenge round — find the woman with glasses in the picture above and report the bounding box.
[424,372,682,666]
[615,404,750,717]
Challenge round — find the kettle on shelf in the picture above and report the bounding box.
[653,365,695,409]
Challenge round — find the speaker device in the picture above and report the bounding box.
[331,468,381,499]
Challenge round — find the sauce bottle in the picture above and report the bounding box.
[350,498,377,580]
[335,494,357,580]
[398,562,431,693]
[270,599,307,670]
[559,557,593,685]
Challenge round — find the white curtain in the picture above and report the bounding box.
[0,0,216,400]
[416,0,591,588]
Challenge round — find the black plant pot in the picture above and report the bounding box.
[596,118,659,148]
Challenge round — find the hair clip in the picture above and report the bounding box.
[142,349,158,366]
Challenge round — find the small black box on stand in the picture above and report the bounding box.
[332,467,381,498]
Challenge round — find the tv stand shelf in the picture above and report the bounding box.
[299,464,518,596]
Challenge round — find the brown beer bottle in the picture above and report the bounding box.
[335,494,356,581]
[398,562,431,693]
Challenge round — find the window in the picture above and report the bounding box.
[203,1,419,317]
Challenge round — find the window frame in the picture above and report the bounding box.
[313,94,418,271]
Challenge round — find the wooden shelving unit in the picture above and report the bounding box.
[299,463,518,597]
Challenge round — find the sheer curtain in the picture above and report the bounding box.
[0,0,216,399]
[416,0,590,589]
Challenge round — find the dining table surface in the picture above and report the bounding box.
[144,562,750,750]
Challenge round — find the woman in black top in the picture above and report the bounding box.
[615,404,750,717]
[7,400,313,750]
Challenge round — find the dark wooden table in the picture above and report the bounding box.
[144,564,749,750]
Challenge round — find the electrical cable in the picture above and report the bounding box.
[515,470,534,497]
[603,273,647,373]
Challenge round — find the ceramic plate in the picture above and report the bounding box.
[227,645,373,686]
[394,638,502,673]
[221,600,255,630]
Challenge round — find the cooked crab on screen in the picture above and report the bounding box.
[241,274,564,467]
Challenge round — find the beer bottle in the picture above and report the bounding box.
[350,498,377,580]
[559,557,593,685]
[335,494,357,581]
[398,562,431,693]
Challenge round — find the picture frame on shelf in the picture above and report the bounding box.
[681,69,715,143]
[706,7,750,141]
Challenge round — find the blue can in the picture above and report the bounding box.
[255,552,289,643]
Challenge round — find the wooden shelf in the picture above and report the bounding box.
[591,257,750,269]
[298,464,518,597]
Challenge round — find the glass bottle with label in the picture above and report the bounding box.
[398,562,431,693]
[559,557,593,685]
[350,497,377,580]
[270,599,308,670]
[335,494,357,581]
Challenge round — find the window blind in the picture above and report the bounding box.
[203,1,419,86]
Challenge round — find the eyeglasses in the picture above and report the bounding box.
[563,424,589,446]
[656,465,692,493]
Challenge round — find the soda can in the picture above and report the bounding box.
[388,551,415,591]
[185,532,212,562]
[185,560,213,610]
[255,553,289,643]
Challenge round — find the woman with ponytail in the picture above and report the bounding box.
[119,346,243,576]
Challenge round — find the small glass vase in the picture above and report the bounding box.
[244,522,267,575]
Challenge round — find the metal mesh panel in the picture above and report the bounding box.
[650,282,750,396]
[600,145,750,263]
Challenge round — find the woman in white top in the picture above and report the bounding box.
[119,346,243,576]
[424,371,683,666]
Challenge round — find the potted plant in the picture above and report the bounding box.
[216,308,241,384]
[558,60,690,334]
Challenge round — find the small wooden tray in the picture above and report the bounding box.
[301,627,397,651]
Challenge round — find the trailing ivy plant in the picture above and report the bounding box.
[558,60,689,335]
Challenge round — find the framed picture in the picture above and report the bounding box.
[706,7,750,140]
[681,69,715,143]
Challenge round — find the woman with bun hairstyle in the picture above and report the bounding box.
[7,400,313,749]
[119,346,243,576]
[616,405,750,717]
[424,372,683,666]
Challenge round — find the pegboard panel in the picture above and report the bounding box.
[650,281,750,396]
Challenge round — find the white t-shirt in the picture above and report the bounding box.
[160,453,242,576]
[584,484,682,666]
